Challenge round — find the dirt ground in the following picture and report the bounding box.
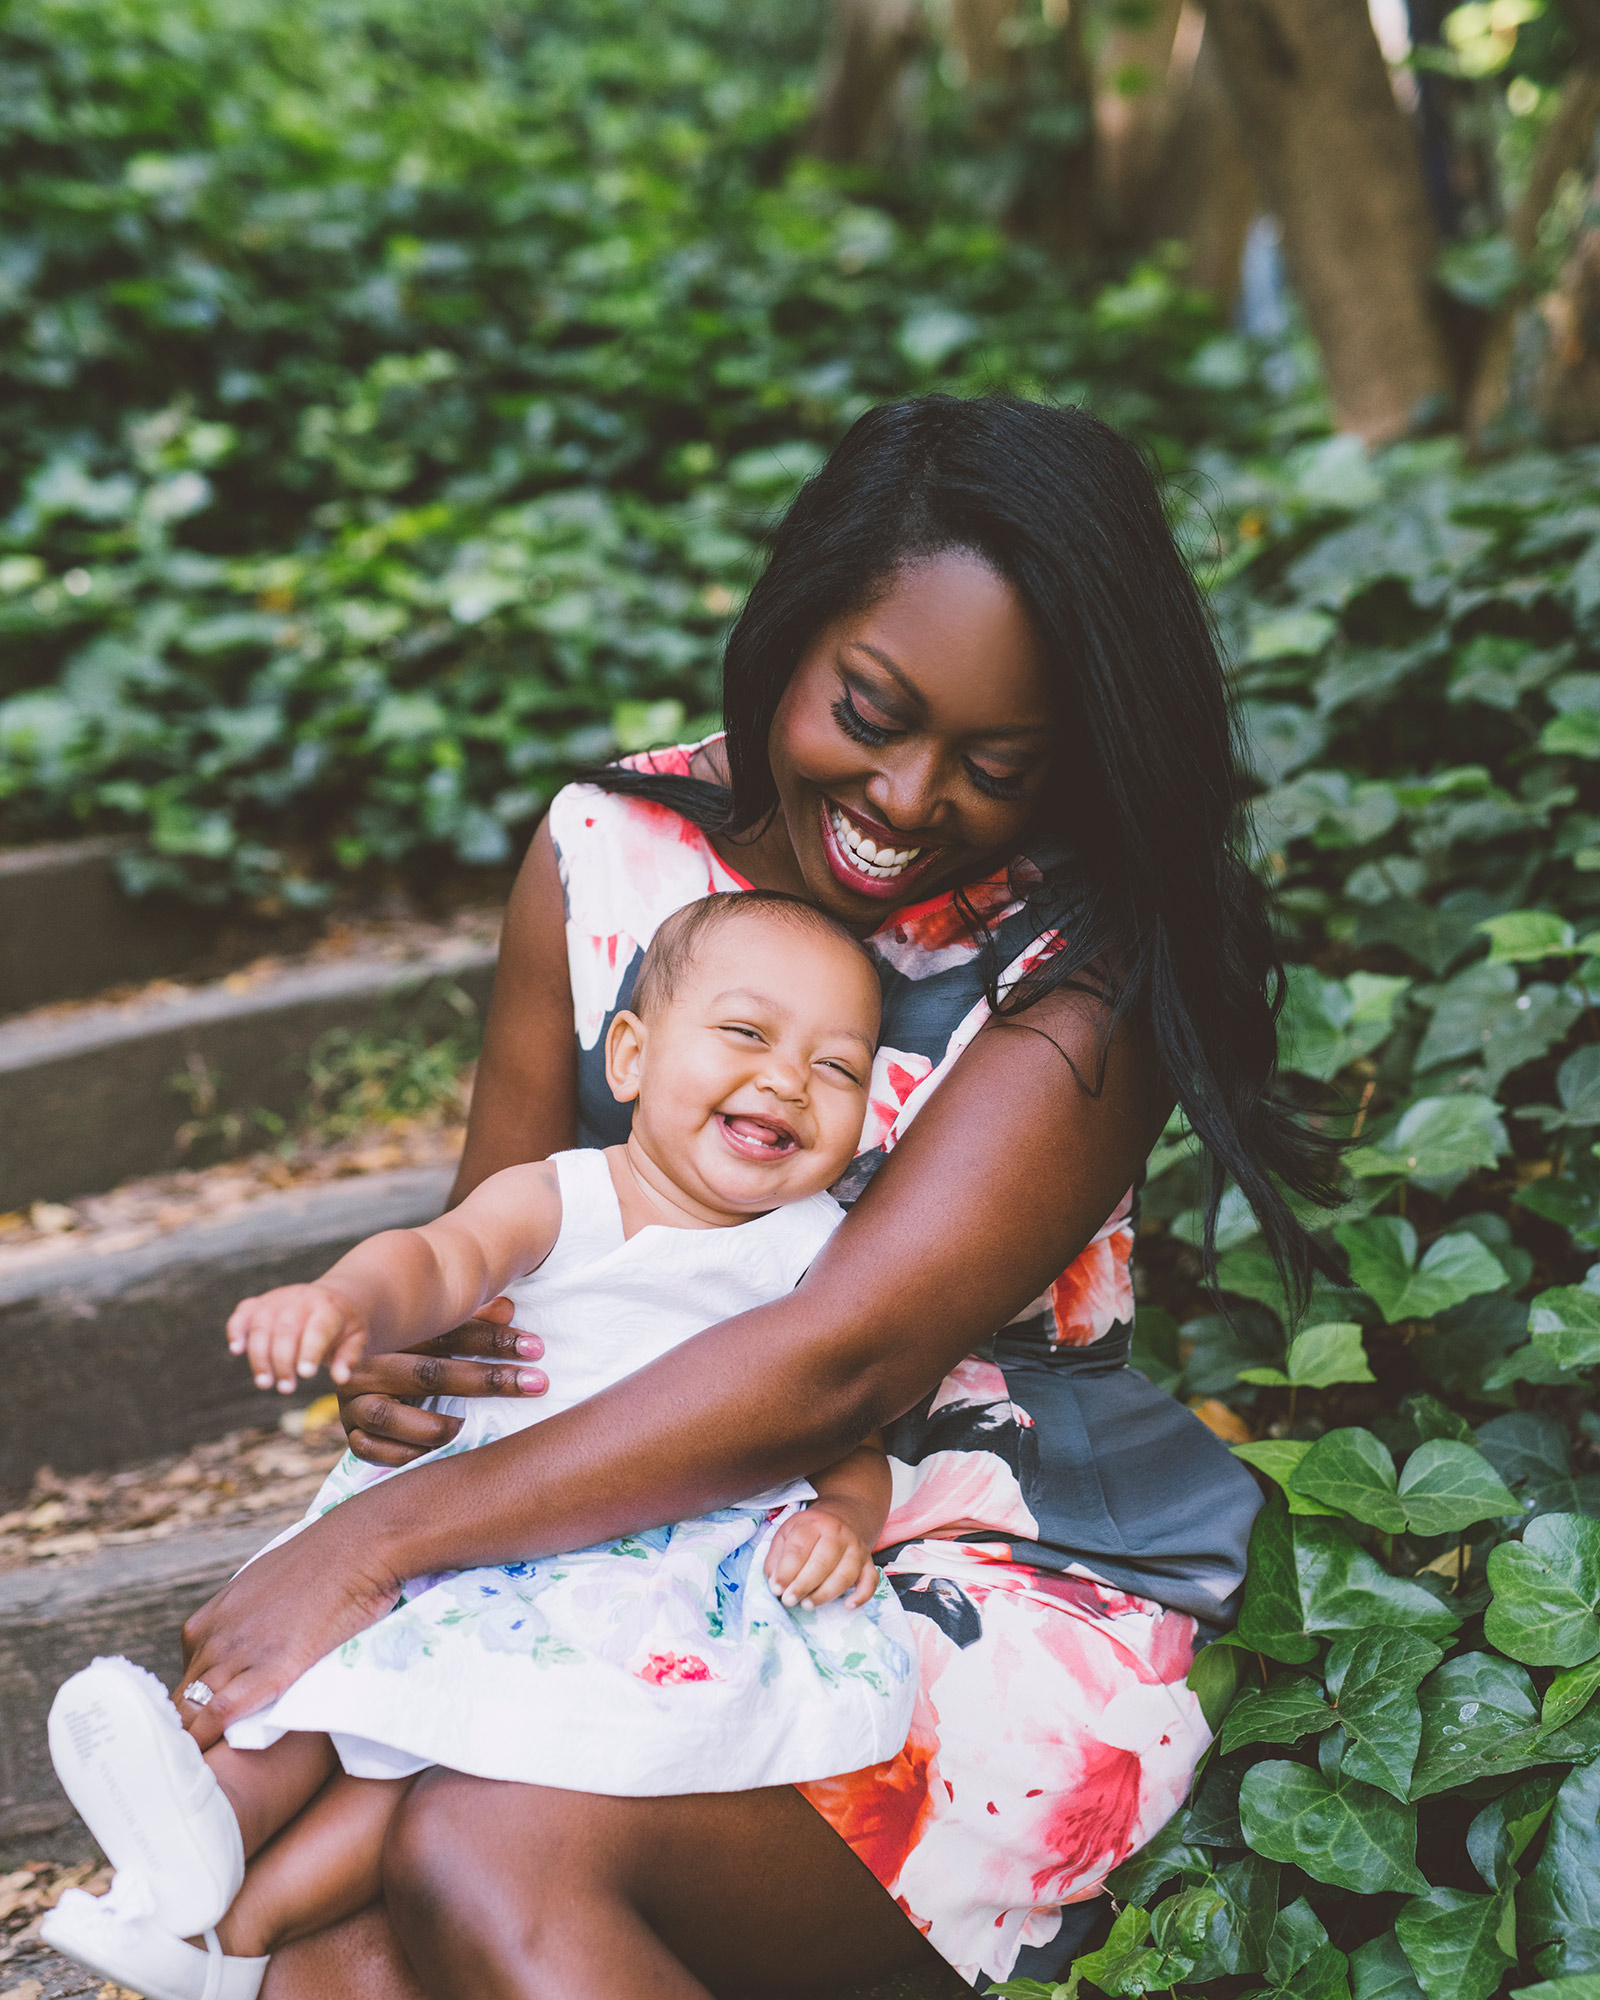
[0,1412,346,1574]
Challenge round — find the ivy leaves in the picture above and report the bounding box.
[1485,1513,1600,1665]
[1238,1761,1426,1893]
[1335,1219,1507,1322]
[1287,1429,1516,1536]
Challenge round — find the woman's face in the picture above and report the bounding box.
[767,550,1056,929]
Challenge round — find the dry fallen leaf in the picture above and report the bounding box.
[2,1977,44,1998]
[1419,1545,1470,1582]
[1187,1397,1253,1444]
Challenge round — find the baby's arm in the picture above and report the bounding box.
[763,1433,892,1611]
[226,1161,563,1394]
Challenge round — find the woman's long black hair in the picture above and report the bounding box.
[590,394,1342,1301]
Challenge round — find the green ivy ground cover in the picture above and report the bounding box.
[0,0,1269,906]
[1102,436,1600,2000]
[5,2,1600,1995]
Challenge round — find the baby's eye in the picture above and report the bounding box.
[718,1023,763,1041]
[817,1059,862,1083]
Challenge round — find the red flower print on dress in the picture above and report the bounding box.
[861,1047,935,1152]
[633,1651,718,1686]
[1047,1196,1134,1348]
[869,872,1020,981]
[798,1705,944,1890]
[1027,1739,1144,1899]
[551,738,748,1049]
[883,1448,1039,1546]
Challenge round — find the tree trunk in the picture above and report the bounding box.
[1204,0,1452,441]
[1138,18,1257,305]
[1092,0,1190,244]
[940,0,1097,254]
[1467,0,1600,441]
[809,0,927,167]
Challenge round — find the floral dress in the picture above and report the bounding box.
[552,743,1264,1989]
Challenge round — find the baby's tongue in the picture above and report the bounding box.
[725,1115,788,1150]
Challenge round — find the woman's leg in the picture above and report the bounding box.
[262,1905,426,2000]
[217,1772,413,1958]
[381,1771,944,2000]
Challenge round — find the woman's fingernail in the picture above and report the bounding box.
[516,1336,542,1358]
[517,1371,547,1394]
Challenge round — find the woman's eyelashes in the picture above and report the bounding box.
[833,680,1034,805]
[963,758,1029,803]
[831,688,895,748]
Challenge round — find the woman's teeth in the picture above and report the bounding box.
[829,806,922,879]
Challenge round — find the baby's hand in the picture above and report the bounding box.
[764,1503,879,1610]
[226,1283,369,1394]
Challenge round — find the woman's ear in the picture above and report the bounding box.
[605,1009,647,1104]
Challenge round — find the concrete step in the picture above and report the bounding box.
[0,1165,453,1493]
[0,1513,302,1840]
[0,939,495,1210]
[0,838,225,1018]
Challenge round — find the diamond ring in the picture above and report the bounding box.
[180,1679,214,1708]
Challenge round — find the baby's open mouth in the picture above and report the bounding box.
[718,1114,800,1160]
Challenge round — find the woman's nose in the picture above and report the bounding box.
[864,744,946,838]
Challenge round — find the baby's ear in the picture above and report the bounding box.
[604,1010,647,1104]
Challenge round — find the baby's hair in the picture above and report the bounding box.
[631,891,880,1022]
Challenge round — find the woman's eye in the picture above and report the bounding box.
[832,690,896,748]
[963,758,1028,803]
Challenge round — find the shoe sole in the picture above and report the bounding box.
[47,1656,243,1936]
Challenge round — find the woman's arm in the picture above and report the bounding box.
[177,991,1167,1742]
[381,995,1165,1572]
[449,819,578,1205]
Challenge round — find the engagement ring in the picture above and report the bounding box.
[180,1680,214,1708]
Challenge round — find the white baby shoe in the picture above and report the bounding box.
[41,1877,267,2000]
[48,1655,245,1937]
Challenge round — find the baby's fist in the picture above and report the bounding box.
[764,1504,878,1611]
[226,1282,368,1395]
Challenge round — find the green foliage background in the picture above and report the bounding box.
[5,1,1600,1994]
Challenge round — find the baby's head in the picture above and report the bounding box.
[605,892,882,1218]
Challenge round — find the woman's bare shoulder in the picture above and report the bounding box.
[688,737,730,786]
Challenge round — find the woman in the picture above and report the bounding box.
[177,396,1335,1998]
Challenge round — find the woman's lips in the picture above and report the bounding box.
[819,800,942,902]
[718,1113,800,1161]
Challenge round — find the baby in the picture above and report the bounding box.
[43,891,913,2000]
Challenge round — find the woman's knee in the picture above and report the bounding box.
[384,1772,486,1910]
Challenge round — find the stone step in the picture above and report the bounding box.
[0,940,495,1210]
[0,1165,453,1494]
[0,838,226,1018]
[0,1512,302,1840]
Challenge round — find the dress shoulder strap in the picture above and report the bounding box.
[539,1149,626,1278]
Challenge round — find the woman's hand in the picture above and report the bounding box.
[336,1301,548,1468]
[178,1513,404,1749]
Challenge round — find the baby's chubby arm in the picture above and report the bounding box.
[226,1162,563,1394]
[763,1432,892,1611]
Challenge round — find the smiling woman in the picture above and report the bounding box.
[166,395,1345,2000]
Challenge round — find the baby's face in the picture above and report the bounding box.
[611,918,881,1217]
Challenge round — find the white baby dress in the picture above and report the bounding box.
[227,1149,917,1795]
